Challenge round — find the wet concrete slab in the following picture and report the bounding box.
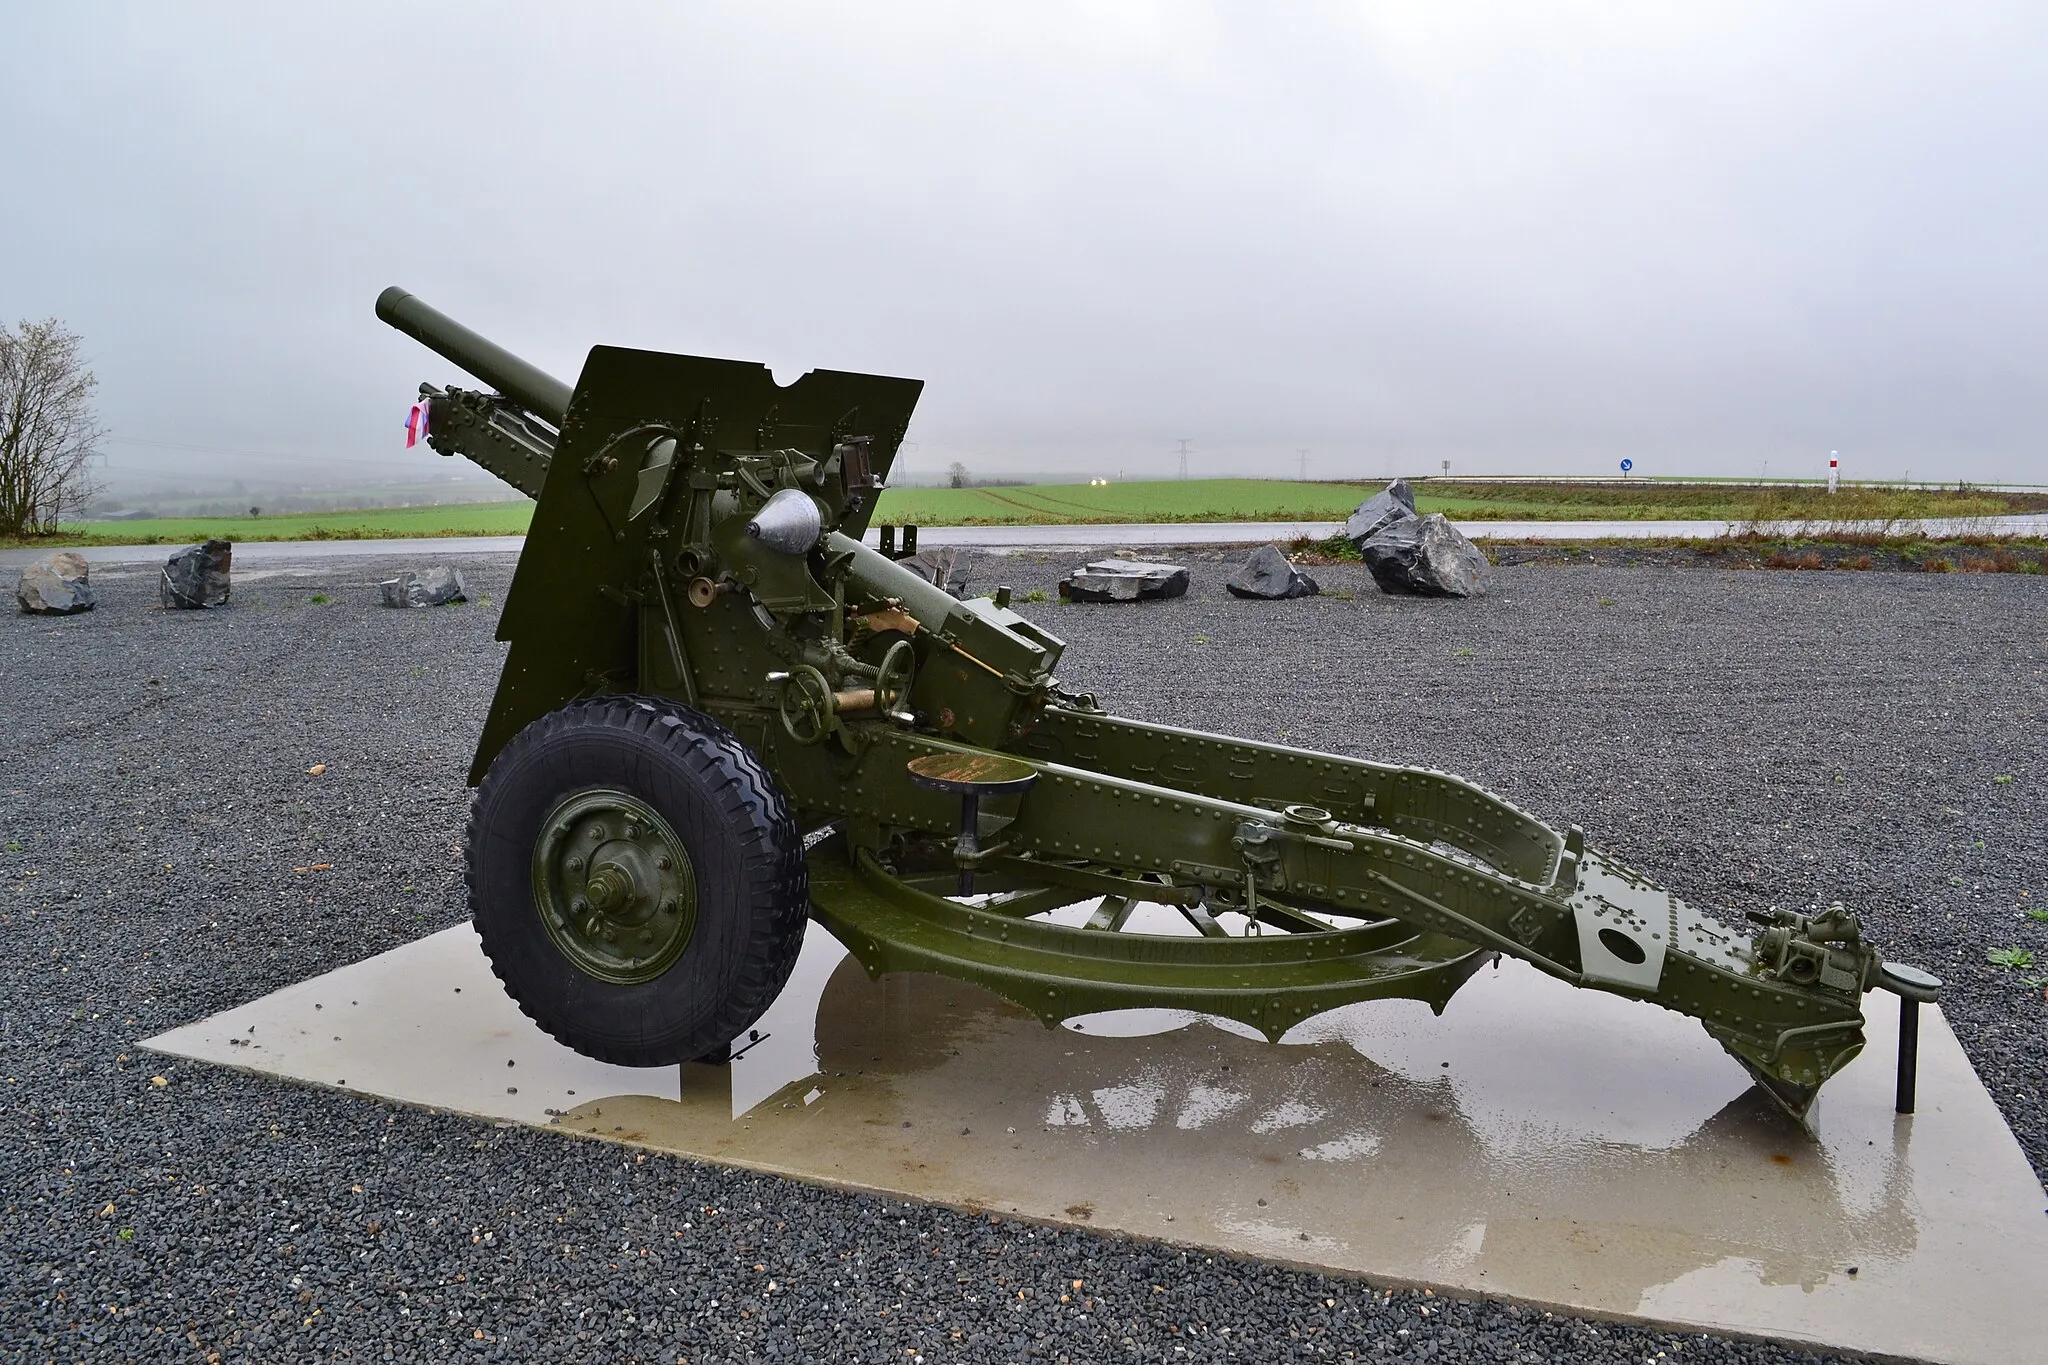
[145,923,2048,1365]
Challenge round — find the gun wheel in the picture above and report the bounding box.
[466,696,808,1066]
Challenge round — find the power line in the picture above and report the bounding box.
[106,435,326,462]
[101,435,439,475]
[1174,438,1193,479]
[1296,448,1309,481]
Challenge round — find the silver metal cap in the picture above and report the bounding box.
[745,488,823,555]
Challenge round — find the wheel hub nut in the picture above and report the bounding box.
[585,866,632,913]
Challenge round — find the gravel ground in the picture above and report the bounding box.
[2,548,2043,1364]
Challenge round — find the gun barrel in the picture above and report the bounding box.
[375,287,572,427]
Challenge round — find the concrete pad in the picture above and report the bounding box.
[146,923,2048,1365]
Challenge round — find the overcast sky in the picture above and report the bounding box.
[4,2,2045,488]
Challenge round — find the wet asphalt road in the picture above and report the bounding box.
[4,508,2047,571]
[1,548,2042,1363]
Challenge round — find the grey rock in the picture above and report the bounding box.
[1361,513,1492,597]
[15,551,94,615]
[378,566,469,607]
[1342,479,1417,548]
[1225,544,1319,600]
[1059,559,1190,603]
[159,540,232,609]
[898,547,970,599]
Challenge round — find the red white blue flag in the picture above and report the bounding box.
[404,398,430,448]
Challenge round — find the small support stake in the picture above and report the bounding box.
[1877,961,1940,1117]
[1896,993,1920,1115]
[954,790,981,897]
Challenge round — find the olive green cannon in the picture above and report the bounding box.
[377,286,1939,1122]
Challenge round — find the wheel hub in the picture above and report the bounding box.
[532,789,696,983]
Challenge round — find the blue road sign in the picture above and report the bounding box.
[1619,458,1634,473]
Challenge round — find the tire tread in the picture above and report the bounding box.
[464,695,809,1066]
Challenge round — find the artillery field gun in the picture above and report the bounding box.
[376,287,1938,1123]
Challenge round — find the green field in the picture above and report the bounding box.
[8,479,2043,550]
[13,501,536,548]
[1418,480,2044,524]
[869,479,2046,527]
[870,479,1376,525]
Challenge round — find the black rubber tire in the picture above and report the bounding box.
[465,695,808,1066]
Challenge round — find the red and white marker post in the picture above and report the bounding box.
[1827,450,1839,494]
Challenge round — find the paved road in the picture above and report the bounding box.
[0,534,529,569]
[892,513,2048,547]
[6,513,2046,568]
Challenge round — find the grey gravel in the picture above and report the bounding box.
[3,548,2042,1364]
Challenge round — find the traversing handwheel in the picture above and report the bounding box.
[466,695,808,1066]
[873,637,916,718]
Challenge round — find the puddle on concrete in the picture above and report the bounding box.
[146,921,2048,1365]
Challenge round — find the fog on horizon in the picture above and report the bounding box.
[3,2,2044,497]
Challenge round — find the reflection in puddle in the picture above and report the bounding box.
[1044,1095,1088,1127]
[1066,1006,1262,1040]
[1298,1131,1383,1162]
[1089,1077,1168,1130]
[789,940,1927,1309]
[722,927,848,1119]
[1174,1081,1247,1130]
[1250,1098,1328,1133]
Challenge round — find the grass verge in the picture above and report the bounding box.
[1420,480,2048,524]
[1292,531,2048,574]
[875,479,2048,527]
[2,501,535,549]
[7,479,2043,549]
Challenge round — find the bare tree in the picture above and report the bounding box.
[0,318,107,536]
[946,460,968,489]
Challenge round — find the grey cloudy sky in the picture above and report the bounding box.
[4,2,2044,487]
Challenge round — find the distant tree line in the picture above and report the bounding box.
[941,462,1026,489]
